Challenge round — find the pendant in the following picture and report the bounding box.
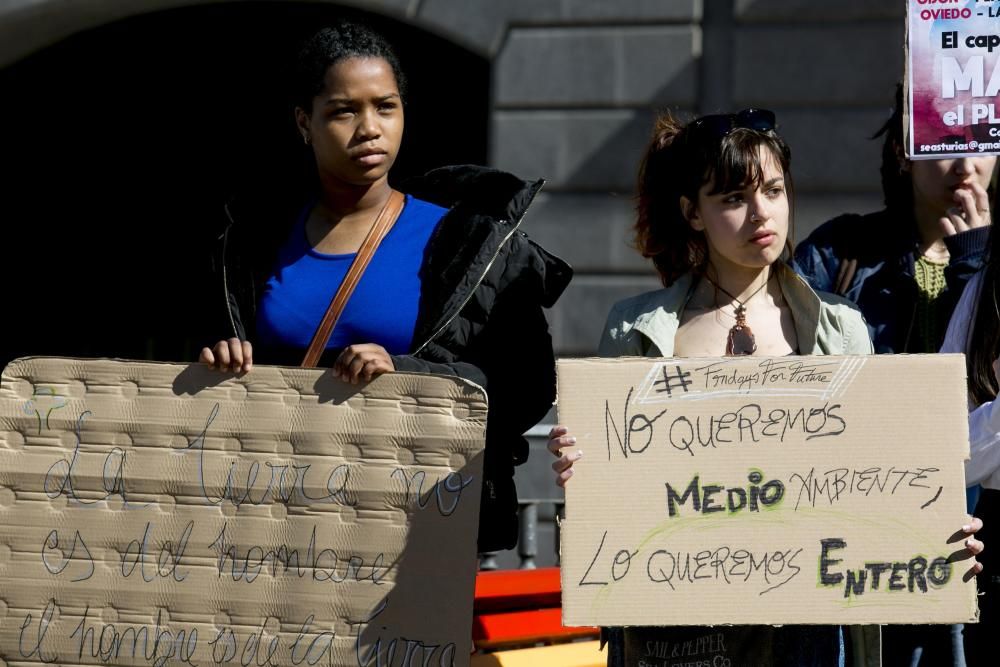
[727,324,757,355]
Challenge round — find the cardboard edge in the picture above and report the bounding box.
[904,0,914,159]
[1,356,489,404]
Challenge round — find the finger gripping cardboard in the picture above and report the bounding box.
[0,357,487,666]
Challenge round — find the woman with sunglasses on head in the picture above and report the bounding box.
[794,84,996,666]
[547,108,984,667]
[199,21,572,554]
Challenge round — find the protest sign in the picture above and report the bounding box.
[907,0,1000,158]
[0,357,487,666]
[558,355,977,626]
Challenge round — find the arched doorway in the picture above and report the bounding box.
[0,2,489,368]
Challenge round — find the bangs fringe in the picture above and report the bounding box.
[705,128,776,196]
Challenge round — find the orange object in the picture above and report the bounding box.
[470,640,604,667]
[473,567,599,650]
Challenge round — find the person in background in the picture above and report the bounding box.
[794,84,996,666]
[551,108,870,666]
[200,21,571,554]
[941,190,1000,665]
[795,84,994,355]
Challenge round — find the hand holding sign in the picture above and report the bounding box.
[548,425,582,488]
[200,337,253,373]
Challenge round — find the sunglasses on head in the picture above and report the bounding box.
[689,108,777,138]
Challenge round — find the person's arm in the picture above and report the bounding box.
[839,306,875,355]
[390,354,487,387]
[792,219,847,294]
[968,394,1000,487]
[943,227,989,267]
[941,271,981,357]
[943,226,989,295]
[462,289,558,442]
[200,218,256,373]
[327,342,487,387]
[939,273,991,485]
[354,233,566,442]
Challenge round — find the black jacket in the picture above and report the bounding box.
[793,209,987,353]
[212,165,573,551]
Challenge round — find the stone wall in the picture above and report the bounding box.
[490,0,905,355]
[0,0,908,355]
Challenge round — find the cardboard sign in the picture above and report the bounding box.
[906,0,1000,158]
[0,357,487,666]
[557,355,977,626]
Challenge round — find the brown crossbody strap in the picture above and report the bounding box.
[301,189,406,368]
[834,257,858,297]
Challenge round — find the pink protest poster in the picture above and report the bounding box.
[907,0,1000,159]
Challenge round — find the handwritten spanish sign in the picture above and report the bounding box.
[907,0,1000,158]
[0,357,487,666]
[558,355,977,626]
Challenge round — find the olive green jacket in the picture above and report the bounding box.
[598,263,873,357]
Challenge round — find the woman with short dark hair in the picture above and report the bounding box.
[200,21,572,553]
[795,84,996,666]
[551,108,887,666]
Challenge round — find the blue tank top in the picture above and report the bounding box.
[256,195,446,356]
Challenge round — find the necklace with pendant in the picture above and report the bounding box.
[703,272,773,356]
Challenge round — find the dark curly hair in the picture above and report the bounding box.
[293,21,407,112]
[874,83,912,214]
[635,111,794,286]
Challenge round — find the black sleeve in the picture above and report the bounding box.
[476,290,557,446]
[391,287,556,456]
[943,225,990,314]
[944,226,989,279]
[390,354,488,389]
[468,233,563,456]
[396,238,562,465]
[202,227,246,350]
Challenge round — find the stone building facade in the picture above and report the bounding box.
[0,0,905,356]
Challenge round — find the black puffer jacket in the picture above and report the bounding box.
[211,165,573,551]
